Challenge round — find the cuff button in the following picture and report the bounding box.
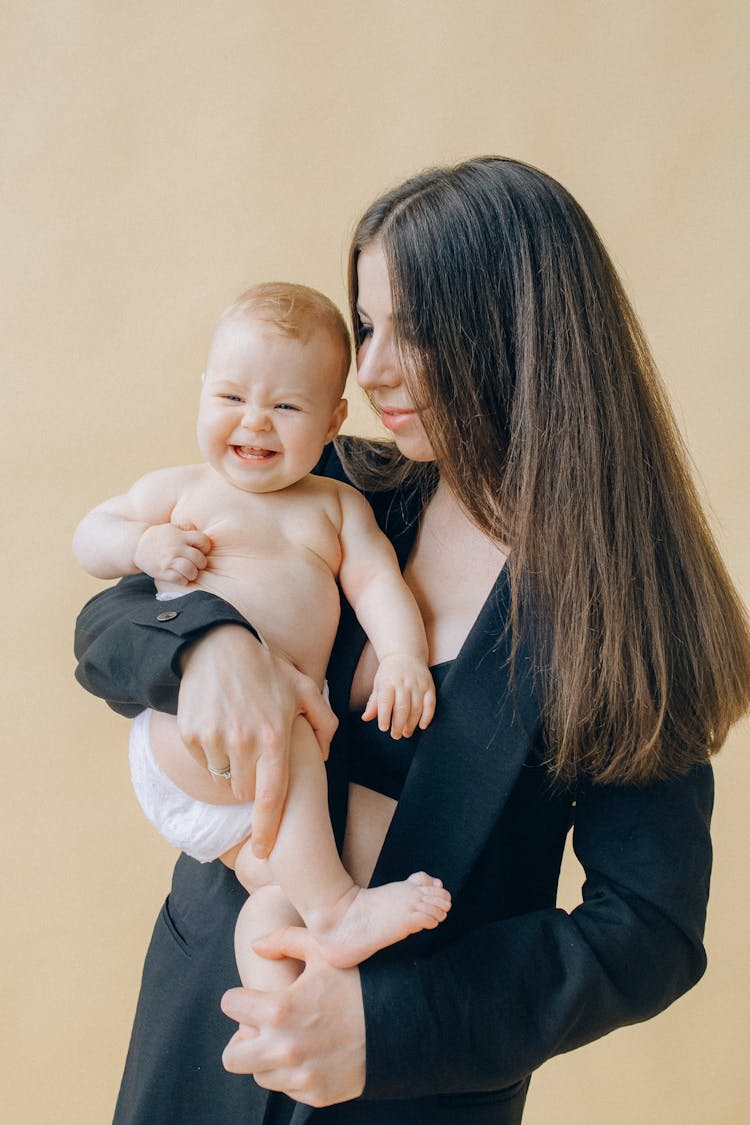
[156,611,179,622]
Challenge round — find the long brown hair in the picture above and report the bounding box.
[345,156,750,785]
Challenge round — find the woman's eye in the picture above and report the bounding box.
[359,323,373,340]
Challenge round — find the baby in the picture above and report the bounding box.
[73,283,450,985]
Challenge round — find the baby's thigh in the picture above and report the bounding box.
[149,710,238,804]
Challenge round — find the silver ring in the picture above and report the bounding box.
[207,764,232,780]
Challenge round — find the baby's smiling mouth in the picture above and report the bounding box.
[232,445,278,461]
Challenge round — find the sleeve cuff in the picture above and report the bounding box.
[75,587,260,717]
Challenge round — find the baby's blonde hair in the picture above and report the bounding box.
[219,282,351,388]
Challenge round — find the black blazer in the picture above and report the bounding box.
[74,442,713,1124]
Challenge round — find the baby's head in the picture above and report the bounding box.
[217,283,351,385]
[198,283,350,493]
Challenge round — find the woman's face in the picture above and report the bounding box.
[355,243,436,463]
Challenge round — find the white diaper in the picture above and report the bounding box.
[128,709,254,863]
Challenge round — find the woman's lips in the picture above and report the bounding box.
[379,407,418,433]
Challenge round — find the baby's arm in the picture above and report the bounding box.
[73,466,211,585]
[337,485,435,739]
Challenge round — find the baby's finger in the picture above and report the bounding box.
[361,692,379,723]
[171,557,200,582]
[172,519,197,530]
[387,687,411,740]
[184,529,213,555]
[173,520,212,554]
[418,686,437,730]
[376,684,396,734]
[399,689,424,739]
[162,568,190,585]
[181,544,209,571]
[398,688,416,742]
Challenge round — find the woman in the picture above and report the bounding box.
[75,157,750,1124]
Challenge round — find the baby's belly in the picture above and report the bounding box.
[190,556,341,684]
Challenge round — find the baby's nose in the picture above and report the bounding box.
[243,406,272,431]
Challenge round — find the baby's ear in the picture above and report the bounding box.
[326,398,348,441]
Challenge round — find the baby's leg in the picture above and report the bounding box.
[266,715,451,968]
[233,842,302,989]
[234,883,305,990]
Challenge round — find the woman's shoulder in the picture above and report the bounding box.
[313,436,434,560]
[312,435,395,486]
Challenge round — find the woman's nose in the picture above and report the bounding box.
[356,337,400,391]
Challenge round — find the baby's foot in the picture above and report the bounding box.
[308,872,451,969]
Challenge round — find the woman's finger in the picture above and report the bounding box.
[295,673,338,760]
[246,733,290,858]
[252,923,319,963]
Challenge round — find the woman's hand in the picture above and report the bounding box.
[178,625,338,857]
[221,926,366,1107]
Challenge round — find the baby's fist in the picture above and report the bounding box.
[134,522,211,584]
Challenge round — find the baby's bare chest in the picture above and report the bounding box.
[173,478,342,573]
[169,477,344,673]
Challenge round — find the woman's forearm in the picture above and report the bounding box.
[74,574,337,852]
[360,763,713,1099]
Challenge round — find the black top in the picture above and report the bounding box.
[347,662,455,799]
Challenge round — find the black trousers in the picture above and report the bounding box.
[114,857,530,1125]
[263,1084,529,1124]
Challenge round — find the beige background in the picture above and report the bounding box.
[2,2,748,1122]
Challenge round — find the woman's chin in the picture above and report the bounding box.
[387,427,436,463]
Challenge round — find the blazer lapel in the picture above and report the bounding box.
[289,1102,313,1125]
[329,479,541,924]
[369,565,541,910]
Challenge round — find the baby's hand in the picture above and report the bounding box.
[134,521,212,584]
[362,654,436,739]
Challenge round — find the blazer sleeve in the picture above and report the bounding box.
[359,761,713,1098]
[74,573,259,716]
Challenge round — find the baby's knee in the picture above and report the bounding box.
[237,884,301,940]
[234,838,273,893]
[246,883,292,914]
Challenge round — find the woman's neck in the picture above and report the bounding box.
[401,479,509,666]
[348,476,509,704]
[421,478,509,563]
